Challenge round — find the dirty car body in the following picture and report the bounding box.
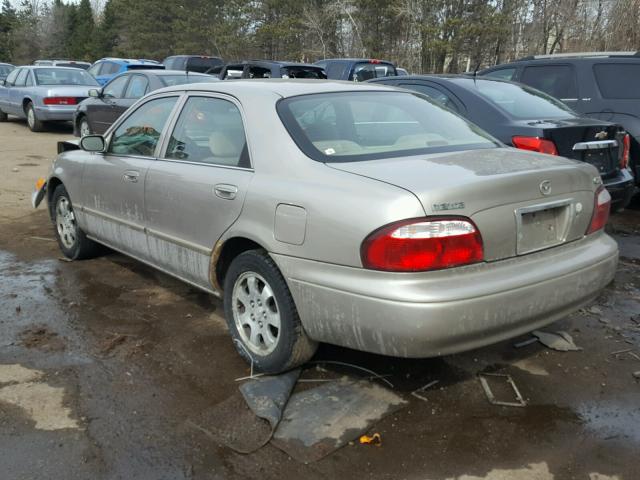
[37,80,618,371]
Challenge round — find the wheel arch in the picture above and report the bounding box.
[46,177,64,218]
[210,236,267,293]
[22,97,34,113]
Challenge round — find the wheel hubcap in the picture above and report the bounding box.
[27,108,34,127]
[55,197,77,249]
[80,120,90,137]
[232,272,281,356]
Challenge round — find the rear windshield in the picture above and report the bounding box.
[593,63,640,99]
[55,62,90,70]
[351,63,397,81]
[282,66,327,79]
[474,80,576,119]
[34,68,99,86]
[277,91,497,162]
[127,64,165,71]
[160,74,217,86]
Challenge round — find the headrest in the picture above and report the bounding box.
[209,131,242,158]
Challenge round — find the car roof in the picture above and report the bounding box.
[372,73,509,86]
[28,66,91,71]
[117,69,212,77]
[152,79,397,98]
[249,60,323,68]
[96,58,159,65]
[317,58,395,64]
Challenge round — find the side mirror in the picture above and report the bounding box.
[80,135,105,152]
[88,88,101,98]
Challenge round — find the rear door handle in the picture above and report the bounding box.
[123,171,140,183]
[214,184,238,200]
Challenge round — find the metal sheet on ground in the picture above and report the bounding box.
[271,377,407,462]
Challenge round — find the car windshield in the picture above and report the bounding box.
[160,74,216,86]
[34,68,99,86]
[474,80,576,119]
[282,66,327,79]
[278,91,497,162]
[0,65,13,76]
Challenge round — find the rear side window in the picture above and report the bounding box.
[593,63,640,99]
[483,68,516,81]
[109,96,178,156]
[102,62,121,75]
[521,65,578,100]
[351,63,396,81]
[165,96,249,167]
[88,63,101,76]
[247,66,271,78]
[282,66,326,79]
[399,83,461,113]
[278,91,496,162]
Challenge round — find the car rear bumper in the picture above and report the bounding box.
[34,105,76,121]
[273,232,618,358]
[603,168,636,210]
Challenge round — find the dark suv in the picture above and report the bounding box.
[217,60,326,80]
[479,52,640,188]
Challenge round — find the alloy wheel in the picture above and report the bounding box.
[55,196,77,249]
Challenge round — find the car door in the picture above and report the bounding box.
[144,93,253,291]
[0,68,19,114]
[9,68,29,115]
[79,94,180,260]
[89,74,130,134]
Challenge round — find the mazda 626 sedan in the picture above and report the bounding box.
[33,80,618,372]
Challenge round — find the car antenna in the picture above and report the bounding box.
[472,62,481,85]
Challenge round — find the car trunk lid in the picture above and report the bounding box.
[328,148,598,262]
[516,118,623,179]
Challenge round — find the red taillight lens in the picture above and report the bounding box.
[512,136,559,156]
[43,97,78,105]
[621,133,630,169]
[361,217,484,272]
[586,186,611,234]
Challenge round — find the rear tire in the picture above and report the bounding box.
[25,102,45,132]
[50,184,101,260]
[223,250,317,373]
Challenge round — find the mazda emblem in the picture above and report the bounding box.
[539,180,552,196]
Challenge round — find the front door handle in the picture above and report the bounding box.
[123,170,140,183]
[214,184,238,200]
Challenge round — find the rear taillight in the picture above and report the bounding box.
[621,133,630,169]
[512,136,559,156]
[361,217,484,272]
[43,97,78,105]
[586,186,611,235]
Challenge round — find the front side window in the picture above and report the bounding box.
[34,68,98,86]
[103,75,129,98]
[474,79,575,119]
[593,63,640,99]
[483,68,516,81]
[521,65,577,100]
[125,75,149,98]
[278,91,497,162]
[165,96,249,167]
[109,96,178,156]
[88,63,101,76]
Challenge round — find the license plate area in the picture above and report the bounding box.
[516,199,572,255]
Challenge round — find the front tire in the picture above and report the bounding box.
[79,116,91,137]
[26,102,45,132]
[223,250,317,373]
[50,185,101,260]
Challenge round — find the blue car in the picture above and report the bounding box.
[87,58,165,86]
